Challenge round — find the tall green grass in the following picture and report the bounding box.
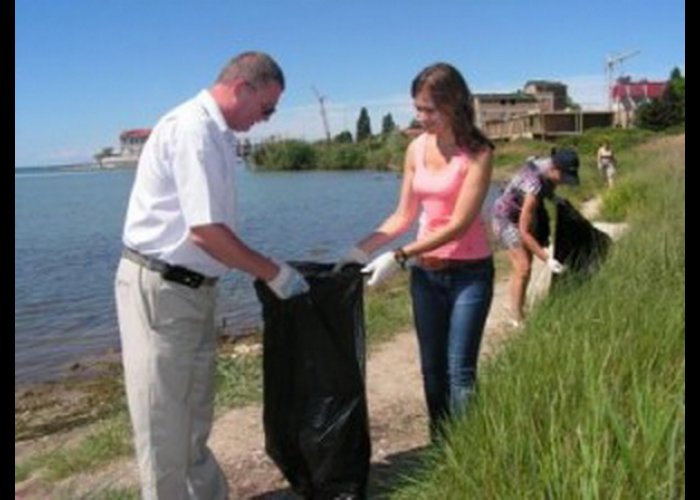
[15,416,133,483]
[390,135,685,499]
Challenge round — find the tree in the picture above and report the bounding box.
[666,67,685,122]
[381,113,396,135]
[565,96,581,111]
[635,100,669,131]
[333,130,353,143]
[636,67,685,130]
[408,118,422,130]
[94,146,114,165]
[356,107,372,142]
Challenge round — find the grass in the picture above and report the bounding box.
[389,133,685,499]
[15,415,133,483]
[492,138,555,172]
[214,349,264,410]
[365,272,413,347]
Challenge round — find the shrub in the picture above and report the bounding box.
[252,140,316,170]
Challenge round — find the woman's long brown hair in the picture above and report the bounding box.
[411,62,494,154]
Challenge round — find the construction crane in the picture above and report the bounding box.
[605,50,640,109]
[311,86,332,142]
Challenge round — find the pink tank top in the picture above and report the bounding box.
[412,133,492,260]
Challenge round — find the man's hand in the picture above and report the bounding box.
[267,262,310,299]
[333,246,369,272]
[361,251,401,287]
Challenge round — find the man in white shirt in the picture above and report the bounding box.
[115,51,308,499]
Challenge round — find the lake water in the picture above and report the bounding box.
[15,164,498,384]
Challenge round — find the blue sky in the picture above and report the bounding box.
[15,0,684,167]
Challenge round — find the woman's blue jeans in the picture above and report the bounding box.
[410,258,494,436]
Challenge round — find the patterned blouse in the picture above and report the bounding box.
[492,160,555,224]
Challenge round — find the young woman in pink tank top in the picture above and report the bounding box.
[337,62,495,439]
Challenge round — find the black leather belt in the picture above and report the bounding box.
[122,247,218,288]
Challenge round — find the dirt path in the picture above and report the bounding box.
[16,275,517,499]
[16,187,638,499]
[213,275,515,499]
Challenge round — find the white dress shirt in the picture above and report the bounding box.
[123,90,239,277]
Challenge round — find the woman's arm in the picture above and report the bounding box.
[401,146,493,257]
[518,193,549,262]
[356,140,420,254]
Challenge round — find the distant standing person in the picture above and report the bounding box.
[337,62,495,439]
[597,140,617,188]
[491,148,580,326]
[115,51,309,499]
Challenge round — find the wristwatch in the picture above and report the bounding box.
[393,247,409,269]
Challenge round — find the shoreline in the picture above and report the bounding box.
[15,332,261,442]
[16,193,607,442]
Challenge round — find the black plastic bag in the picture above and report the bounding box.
[554,198,612,279]
[254,262,371,500]
[532,200,551,247]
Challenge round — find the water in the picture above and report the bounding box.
[15,164,499,384]
[15,165,403,383]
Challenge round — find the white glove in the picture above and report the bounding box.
[546,257,566,274]
[266,262,310,299]
[361,251,401,287]
[333,246,369,272]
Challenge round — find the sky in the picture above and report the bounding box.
[15,0,685,167]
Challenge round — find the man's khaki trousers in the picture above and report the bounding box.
[115,258,228,500]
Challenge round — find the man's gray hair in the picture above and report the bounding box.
[217,51,285,90]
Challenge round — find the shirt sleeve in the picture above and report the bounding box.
[521,169,542,196]
[170,121,234,228]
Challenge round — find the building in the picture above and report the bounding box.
[475,80,613,140]
[523,80,569,112]
[118,129,151,157]
[474,92,540,128]
[474,80,570,130]
[483,110,614,141]
[611,77,667,127]
[95,129,151,168]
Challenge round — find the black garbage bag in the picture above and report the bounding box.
[532,200,551,247]
[553,198,612,281]
[254,262,371,500]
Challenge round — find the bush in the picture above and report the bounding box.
[333,131,353,144]
[636,67,685,131]
[252,134,409,170]
[315,143,367,170]
[252,140,316,170]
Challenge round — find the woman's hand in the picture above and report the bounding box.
[361,251,402,287]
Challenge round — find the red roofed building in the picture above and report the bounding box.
[612,77,667,127]
[96,128,151,168]
[119,129,151,157]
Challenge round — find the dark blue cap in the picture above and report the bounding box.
[551,147,580,185]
